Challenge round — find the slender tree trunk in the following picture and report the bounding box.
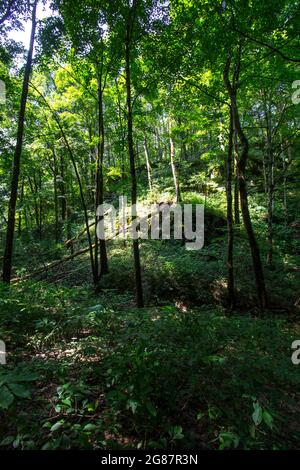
[282,153,287,226]
[33,172,42,240]
[95,71,109,282]
[2,0,38,283]
[125,22,144,308]
[18,181,24,238]
[60,129,95,280]
[52,148,59,243]
[233,129,240,224]
[31,84,96,282]
[262,153,268,195]
[226,107,235,309]
[144,137,152,192]
[168,118,181,203]
[265,104,274,265]
[282,143,291,227]
[28,174,41,240]
[59,151,67,221]
[224,53,267,308]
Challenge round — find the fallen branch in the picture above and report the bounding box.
[64,221,96,247]
[11,244,96,283]
[11,207,166,283]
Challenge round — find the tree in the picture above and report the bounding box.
[2,0,38,283]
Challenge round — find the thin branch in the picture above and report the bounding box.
[179,75,230,108]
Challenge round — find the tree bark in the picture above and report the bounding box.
[125,19,144,308]
[233,128,240,224]
[2,0,38,283]
[144,137,153,192]
[223,52,267,308]
[95,68,109,282]
[226,107,235,309]
[51,148,59,244]
[168,118,181,203]
[264,103,274,265]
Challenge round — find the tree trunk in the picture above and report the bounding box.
[17,181,24,238]
[59,151,67,222]
[233,128,240,224]
[144,137,153,192]
[226,107,235,309]
[125,21,144,308]
[168,118,181,203]
[52,148,59,243]
[282,143,291,227]
[95,71,109,282]
[31,84,97,283]
[2,0,38,283]
[265,104,274,265]
[224,53,267,308]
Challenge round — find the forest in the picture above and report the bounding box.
[0,0,300,453]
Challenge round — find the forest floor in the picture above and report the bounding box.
[0,191,300,450]
[0,280,300,450]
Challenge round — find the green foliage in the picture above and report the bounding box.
[0,0,300,453]
[0,282,299,449]
[0,368,39,410]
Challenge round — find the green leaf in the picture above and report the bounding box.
[146,401,157,417]
[219,432,239,449]
[252,402,263,426]
[0,385,14,409]
[50,421,64,433]
[0,436,15,446]
[83,423,98,431]
[262,411,273,429]
[127,400,139,414]
[169,426,184,440]
[8,372,39,383]
[8,383,31,398]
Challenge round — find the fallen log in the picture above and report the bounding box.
[11,244,96,283]
[64,210,111,247]
[11,208,161,283]
[64,221,96,247]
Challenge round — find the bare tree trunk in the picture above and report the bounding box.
[144,137,153,192]
[51,148,59,244]
[233,128,240,224]
[282,144,292,227]
[31,84,97,282]
[17,181,24,238]
[224,51,267,308]
[226,107,235,309]
[168,118,181,203]
[59,151,67,222]
[28,174,40,239]
[2,0,38,283]
[264,103,274,265]
[34,172,43,240]
[95,68,109,283]
[125,20,144,308]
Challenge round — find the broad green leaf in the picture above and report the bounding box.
[252,402,263,426]
[8,383,31,398]
[0,386,14,409]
